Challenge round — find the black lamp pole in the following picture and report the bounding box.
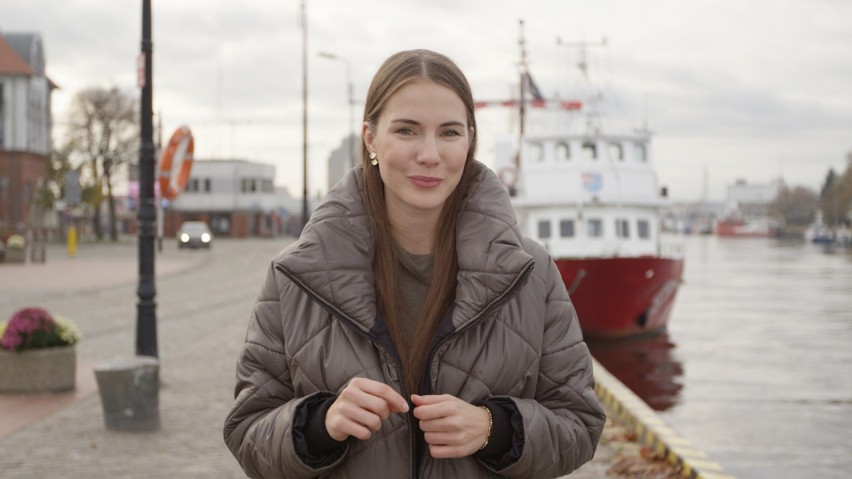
[301,0,309,229]
[136,0,158,357]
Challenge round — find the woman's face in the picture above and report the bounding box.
[364,80,471,221]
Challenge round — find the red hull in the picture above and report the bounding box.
[714,220,776,238]
[555,256,684,339]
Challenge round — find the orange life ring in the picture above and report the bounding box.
[158,126,194,200]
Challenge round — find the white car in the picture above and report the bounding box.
[177,221,213,249]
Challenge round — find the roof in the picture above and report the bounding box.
[0,34,34,76]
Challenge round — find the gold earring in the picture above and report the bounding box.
[369,152,378,166]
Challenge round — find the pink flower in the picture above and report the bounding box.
[1,307,58,351]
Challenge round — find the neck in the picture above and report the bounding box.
[387,205,439,255]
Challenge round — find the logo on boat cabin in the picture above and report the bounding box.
[582,172,603,193]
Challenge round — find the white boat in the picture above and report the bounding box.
[483,24,684,338]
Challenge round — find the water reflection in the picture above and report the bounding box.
[588,333,684,411]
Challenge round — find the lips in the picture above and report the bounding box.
[409,176,443,188]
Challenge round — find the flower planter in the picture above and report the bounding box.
[0,345,76,393]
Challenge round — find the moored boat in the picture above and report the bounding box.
[485,23,684,338]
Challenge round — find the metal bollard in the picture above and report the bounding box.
[94,356,160,432]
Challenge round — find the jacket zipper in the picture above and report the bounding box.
[274,265,419,479]
[424,261,535,396]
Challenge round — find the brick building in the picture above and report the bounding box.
[0,31,55,238]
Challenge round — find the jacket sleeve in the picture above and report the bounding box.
[223,262,348,479]
[484,251,606,478]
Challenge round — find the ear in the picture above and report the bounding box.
[362,121,375,153]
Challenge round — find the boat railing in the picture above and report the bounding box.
[659,238,686,259]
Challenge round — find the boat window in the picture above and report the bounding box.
[587,219,603,238]
[560,219,575,238]
[581,141,597,160]
[527,142,545,162]
[634,142,647,162]
[538,220,552,239]
[556,142,571,161]
[638,220,651,239]
[616,219,630,238]
[608,142,624,161]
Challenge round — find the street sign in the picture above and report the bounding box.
[64,170,81,205]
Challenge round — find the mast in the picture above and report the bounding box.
[516,19,528,171]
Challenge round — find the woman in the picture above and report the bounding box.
[224,49,605,478]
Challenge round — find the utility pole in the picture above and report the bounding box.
[318,51,355,169]
[301,0,309,229]
[136,0,157,357]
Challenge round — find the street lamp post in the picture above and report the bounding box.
[318,52,355,170]
[136,0,157,357]
[300,0,309,230]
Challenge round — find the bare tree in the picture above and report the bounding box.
[66,87,138,241]
[769,185,818,228]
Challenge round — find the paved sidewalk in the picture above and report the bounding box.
[0,237,655,478]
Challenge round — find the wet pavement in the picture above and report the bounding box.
[0,237,670,478]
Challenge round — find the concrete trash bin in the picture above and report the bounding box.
[94,356,161,432]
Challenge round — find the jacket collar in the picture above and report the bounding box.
[274,161,533,334]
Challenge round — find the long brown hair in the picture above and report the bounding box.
[361,50,478,394]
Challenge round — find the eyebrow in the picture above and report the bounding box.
[389,118,467,128]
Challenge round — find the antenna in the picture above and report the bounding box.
[556,37,607,134]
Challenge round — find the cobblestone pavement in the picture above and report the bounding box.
[0,237,623,478]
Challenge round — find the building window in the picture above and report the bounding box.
[608,142,624,161]
[186,178,199,193]
[204,178,211,192]
[560,219,575,238]
[587,219,603,238]
[638,220,651,239]
[581,141,597,160]
[241,178,257,193]
[634,142,647,162]
[527,142,544,162]
[538,220,551,239]
[556,142,570,161]
[616,219,630,238]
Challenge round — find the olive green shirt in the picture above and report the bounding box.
[395,245,434,351]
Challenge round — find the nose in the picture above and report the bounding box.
[415,136,440,167]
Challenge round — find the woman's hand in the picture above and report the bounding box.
[411,394,491,458]
[325,377,409,442]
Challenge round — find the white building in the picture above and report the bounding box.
[327,133,357,192]
[166,159,304,237]
[724,178,783,220]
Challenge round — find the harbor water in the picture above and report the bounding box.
[589,234,852,479]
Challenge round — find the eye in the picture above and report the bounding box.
[441,129,462,137]
[396,127,415,136]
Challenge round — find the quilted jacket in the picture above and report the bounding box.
[224,161,605,478]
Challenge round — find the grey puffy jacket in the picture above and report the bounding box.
[224,162,605,478]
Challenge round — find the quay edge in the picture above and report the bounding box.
[593,358,735,479]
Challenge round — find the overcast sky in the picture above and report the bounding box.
[3,0,851,201]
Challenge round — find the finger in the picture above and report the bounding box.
[352,378,409,413]
[410,394,452,406]
[423,431,463,446]
[417,415,461,433]
[412,400,456,421]
[340,387,392,420]
[428,443,468,459]
[330,415,375,441]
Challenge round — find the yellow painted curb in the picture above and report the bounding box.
[592,358,735,479]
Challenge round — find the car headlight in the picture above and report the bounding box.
[180,233,190,242]
[201,233,211,242]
